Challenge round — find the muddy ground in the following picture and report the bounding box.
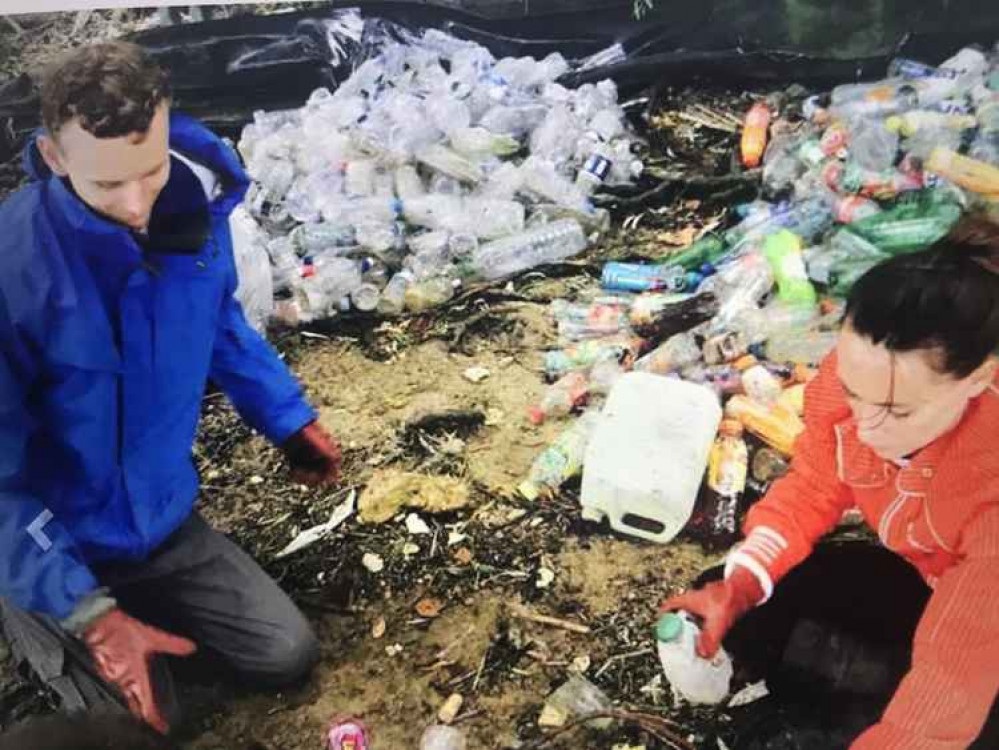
[0,6,803,749]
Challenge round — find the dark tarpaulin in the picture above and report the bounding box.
[1,0,998,161]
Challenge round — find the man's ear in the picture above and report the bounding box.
[37,134,68,177]
[965,357,998,398]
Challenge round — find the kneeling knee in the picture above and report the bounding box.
[252,623,320,687]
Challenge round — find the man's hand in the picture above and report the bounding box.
[83,608,196,734]
[282,421,342,487]
[660,565,764,658]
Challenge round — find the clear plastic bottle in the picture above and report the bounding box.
[394,164,426,200]
[295,257,363,323]
[655,612,733,705]
[415,144,485,184]
[404,276,456,313]
[551,299,630,342]
[291,222,356,256]
[737,357,784,408]
[529,371,590,425]
[266,236,302,294]
[378,270,413,316]
[519,411,601,500]
[847,118,899,172]
[469,219,587,282]
[632,332,701,375]
[519,157,593,214]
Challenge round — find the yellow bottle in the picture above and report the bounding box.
[725,395,804,457]
[926,148,999,198]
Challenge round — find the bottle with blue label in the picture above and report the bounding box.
[601,262,690,293]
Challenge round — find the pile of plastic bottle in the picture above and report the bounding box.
[518,43,999,552]
[235,29,644,323]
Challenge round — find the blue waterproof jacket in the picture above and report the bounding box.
[0,113,316,620]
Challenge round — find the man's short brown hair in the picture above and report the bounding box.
[40,41,171,139]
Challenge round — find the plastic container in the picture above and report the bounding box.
[655,612,733,705]
[581,374,722,544]
[738,357,784,408]
[420,725,466,750]
[542,674,614,729]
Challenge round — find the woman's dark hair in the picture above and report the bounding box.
[844,217,999,379]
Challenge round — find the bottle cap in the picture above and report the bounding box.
[655,613,684,643]
[719,419,744,438]
[527,406,546,425]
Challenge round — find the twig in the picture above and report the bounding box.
[471,652,488,692]
[607,169,760,209]
[509,604,591,635]
[594,647,654,679]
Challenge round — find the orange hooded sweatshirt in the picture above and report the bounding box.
[727,352,999,749]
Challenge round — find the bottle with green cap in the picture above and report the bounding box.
[655,611,733,704]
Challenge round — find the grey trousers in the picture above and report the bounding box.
[0,513,319,726]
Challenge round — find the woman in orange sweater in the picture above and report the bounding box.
[665,220,999,749]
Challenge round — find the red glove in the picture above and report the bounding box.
[283,421,342,487]
[660,565,764,658]
[83,608,197,734]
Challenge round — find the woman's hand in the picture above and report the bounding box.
[660,565,764,657]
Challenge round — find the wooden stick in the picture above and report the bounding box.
[509,604,591,634]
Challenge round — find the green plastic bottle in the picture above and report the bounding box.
[849,191,962,255]
[763,230,818,308]
[660,234,729,271]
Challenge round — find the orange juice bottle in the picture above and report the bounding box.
[741,103,771,169]
[725,395,804,457]
[926,148,999,198]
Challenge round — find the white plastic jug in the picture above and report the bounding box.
[580,372,722,543]
[655,611,733,705]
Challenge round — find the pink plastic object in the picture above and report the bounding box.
[327,719,370,750]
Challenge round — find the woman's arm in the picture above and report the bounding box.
[851,503,999,750]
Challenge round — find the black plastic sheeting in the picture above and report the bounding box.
[2,1,998,161]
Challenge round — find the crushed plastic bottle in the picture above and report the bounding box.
[529,371,590,424]
[633,331,702,375]
[601,261,689,293]
[551,299,631,343]
[519,411,601,500]
[926,148,999,197]
[655,612,733,705]
[545,335,640,379]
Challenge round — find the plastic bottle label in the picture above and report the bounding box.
[583,155,612,183]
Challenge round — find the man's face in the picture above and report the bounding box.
[38,102,171,233]
[836,324,995,461]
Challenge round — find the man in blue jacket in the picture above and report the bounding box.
[0,41,342,734]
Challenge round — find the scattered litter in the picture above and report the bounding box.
[371,617,387,640]
[385,643,404,657]
[248,475,265,486]
[462,366,491,383]
[405,513,432,535]
[359,470,471,524]
[571,654,592,674]
[275,490,356,559]
[362,552,385,573]
[446,530,467,546]
[453,548,474,565]
[437,693,464,725]
[416,598,445,618]
[402,542,422,557]
[535,567,555,589]
[728,680,770,707]
[540,673,614,729]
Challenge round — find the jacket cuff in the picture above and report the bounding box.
[60,588,117,636]
[266,401,318,446]
[724,526,789,603]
